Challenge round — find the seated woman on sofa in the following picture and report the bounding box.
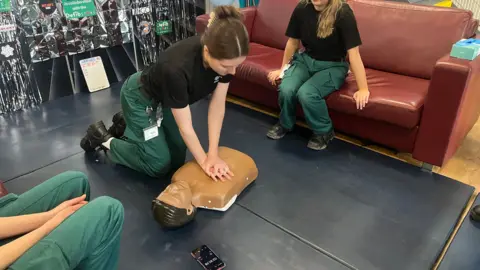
[0,171,124,270]
[266,0,370,150]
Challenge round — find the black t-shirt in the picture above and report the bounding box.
[285,3,362,61]
[141,35,232,109]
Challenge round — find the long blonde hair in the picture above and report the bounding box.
[300,0,343,38]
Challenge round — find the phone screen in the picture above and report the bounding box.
[191,245,226,270]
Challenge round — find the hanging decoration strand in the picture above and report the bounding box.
[0,11,41,115]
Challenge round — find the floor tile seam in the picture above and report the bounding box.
[235,203,359,270]
[3,151,85,183]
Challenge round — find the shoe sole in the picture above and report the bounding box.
[267,133,286,140]
[80,137,96,152]
[82,121,112,151]
[307,144,327,151]
[112,111,123,122]
[80,122,105,152]
[307,136,334,151]
[109,112,126,138]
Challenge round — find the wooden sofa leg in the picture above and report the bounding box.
[421,162,434,172]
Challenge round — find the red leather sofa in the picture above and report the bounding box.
[196,0,480,168]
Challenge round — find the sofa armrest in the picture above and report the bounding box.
[195,7,257,37]
[413,55,480,166]
[0,182,8,198]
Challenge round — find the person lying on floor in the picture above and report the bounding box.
[266,0,370,150]
[0,171,124,270]
[80,5,249,182]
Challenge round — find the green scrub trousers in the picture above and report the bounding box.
[278,52,349,134]
[0,171,124,270]
[108,71,187,178]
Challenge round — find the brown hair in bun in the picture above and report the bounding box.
[214,5,243,20]
[202,5,249,60]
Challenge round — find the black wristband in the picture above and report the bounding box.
[218,74,233,83]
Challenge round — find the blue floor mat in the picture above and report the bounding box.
[4,153,351,270]
[1,84,474,270]
[438,194,480,270]
[189,99,474,270]
[0,85,122,181]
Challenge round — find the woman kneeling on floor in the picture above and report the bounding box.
[80,6,249,181]
[0,171,124,270]
[267,0,370,150]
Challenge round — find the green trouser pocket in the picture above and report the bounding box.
[0,194,17,209]
[278,52,349,134]
[109,72,187,177]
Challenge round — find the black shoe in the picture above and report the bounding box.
[470,205,480,222]
[80,136,96,152]
[307,130,335,151]
[80,121,113,152]
[107,111,126,138]
[267,123,290,140]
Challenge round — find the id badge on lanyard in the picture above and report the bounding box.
[143,103,163,141]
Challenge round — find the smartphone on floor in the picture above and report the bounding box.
[191,244,226,270]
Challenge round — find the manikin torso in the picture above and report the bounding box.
[156,147,258,212]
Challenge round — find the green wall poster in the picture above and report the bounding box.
[0,0,11,12]
[155,20,172,35]
[62,0,96,19]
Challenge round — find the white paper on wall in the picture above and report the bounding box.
[80,56,110,92]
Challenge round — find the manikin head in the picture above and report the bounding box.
[300,0,343,38]
[151,181,196,229]
[201,6,249,76]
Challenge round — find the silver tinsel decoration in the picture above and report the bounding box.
[154,0,171,51]
[16,0,68,62]
[94,0,133,48]
[132,0,196,67]
[0,0,198,114]
[132,0,156,65]
[165,0,196,48]
[14,0,133,61]
[0,11,41,114]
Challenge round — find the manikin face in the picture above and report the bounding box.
[157,181,194,214]
[204,46,246,76]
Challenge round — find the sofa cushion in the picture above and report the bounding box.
[348,0,473,79]
[327,69,429,129]
[250,0,298,50]
[236,43,284,90]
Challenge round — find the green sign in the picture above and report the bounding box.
[155,20,172,35]
[62,0,96,19]
[0,0,11,12]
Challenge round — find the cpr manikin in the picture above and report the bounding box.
[152,147,258,228]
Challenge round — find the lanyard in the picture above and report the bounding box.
[146,102,163,126]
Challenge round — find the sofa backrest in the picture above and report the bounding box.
[250,0,298,50]
[348,0,474,79]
